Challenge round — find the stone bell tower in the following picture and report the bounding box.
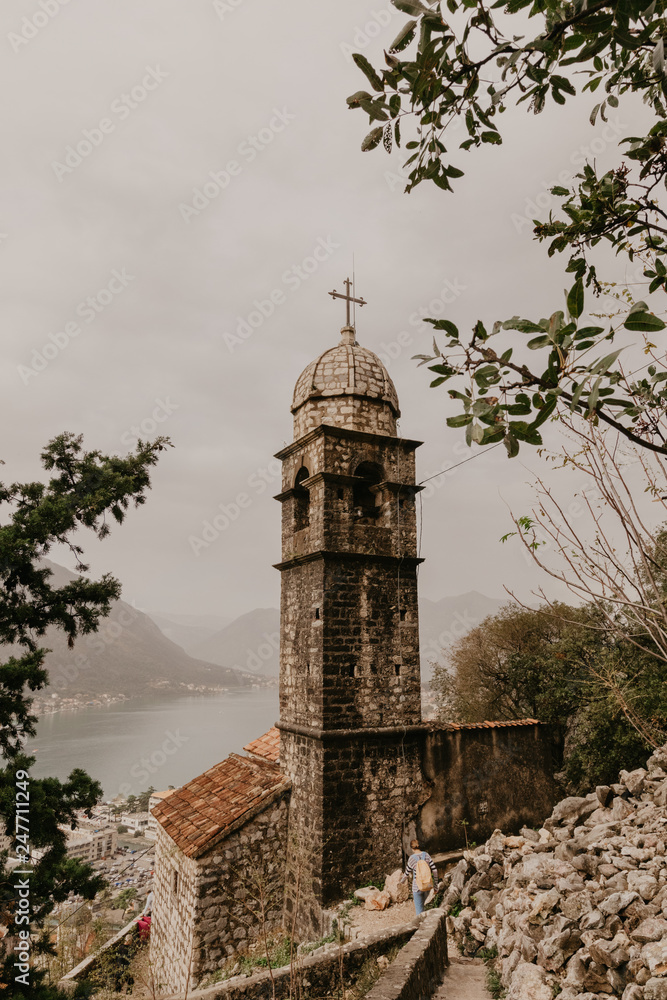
[275,296,427,936]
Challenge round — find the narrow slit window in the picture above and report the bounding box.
[400,609,407,621]
[294,466,310,530]
[173,870,179,895]
[395,664,401,676]
[314,607,320,620]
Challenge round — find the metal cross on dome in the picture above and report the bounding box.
[328,277,367,328]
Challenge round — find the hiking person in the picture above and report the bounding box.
[399,839,438,914]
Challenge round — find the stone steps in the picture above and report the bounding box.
[435,957,491,1000]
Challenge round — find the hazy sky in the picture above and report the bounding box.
[0,0,651,620]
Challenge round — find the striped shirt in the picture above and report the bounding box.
[403,851,438,891]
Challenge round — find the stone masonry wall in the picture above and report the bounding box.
[364,908,448,1000]
[281,727,429,939]
[150,823,201,995]
[418,724,560,855]
[320,559,421,730]
[150,793,290,994]
[279,560,325,729]
[293,396,397,438]
[320,732,428,903]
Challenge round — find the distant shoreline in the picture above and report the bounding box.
[32,677,278,719]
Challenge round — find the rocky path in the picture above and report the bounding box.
[435,956,491,999]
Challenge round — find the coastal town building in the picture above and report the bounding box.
[63,826,117,864]
[147,789,177,840]
[120,812,150,836]
[150,303,559,992]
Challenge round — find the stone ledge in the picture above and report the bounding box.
[364,908,448,1000]
[163,917,423,1000]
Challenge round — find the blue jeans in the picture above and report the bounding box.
[413,889,429,914]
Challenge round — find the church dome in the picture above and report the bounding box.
[292,328,400,439]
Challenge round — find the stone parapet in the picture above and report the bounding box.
[364,908,448,1000]
[163,917,423,1000]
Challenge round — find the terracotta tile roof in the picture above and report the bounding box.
[243,726,280,763]
[152,753,289,858]
[443,718,540,730]
[151,789,176,801]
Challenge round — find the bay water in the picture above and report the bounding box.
[29,687,280,799]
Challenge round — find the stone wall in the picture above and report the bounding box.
[364,908,448,1000]
[150,792,291,994]
[165,916,421,1000]
[281,727,429,939]
[151,822,201,994]
[418,723,559,855]
[293,395,397,438]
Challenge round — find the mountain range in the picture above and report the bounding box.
[149,590,507,684]
[11,560,508,704]
[18,562,252,703]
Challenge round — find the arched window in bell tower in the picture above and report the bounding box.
[294,466,310,530]
[352,462,384,520]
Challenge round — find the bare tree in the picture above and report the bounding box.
[506,416,667,748]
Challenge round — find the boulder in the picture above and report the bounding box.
[599,890,640,915]
[622,986,646,1000]
[546,796,597,830]
[597,785,613,806]
[521,827,540,843]
[620,768,648,796]
[642,940,667,976]
[632,918,667,943]
[645,979,667,1000]
[588,933,631,968]
[354,886,379,902]
[506,961,553,1000]
[365,888,391,911]
[384,869,409,904]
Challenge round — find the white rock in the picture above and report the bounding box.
[384,869,409,904]
[599,890,639,914]
[505,961,553,1000]
[365,889,391,911]
[646,978,667,1000]
[643,939,667,975]
[632,917,667,943]
[354,886,378,902]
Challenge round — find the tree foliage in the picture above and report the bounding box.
[348,0,667,456]
[432,600,667,788]
[0,431,168,997]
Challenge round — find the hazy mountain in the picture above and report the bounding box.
[418,591,508,683]
[170,591,509,683]
[190,609,280,676]
[144,610,232,655]
[14,562,251,701]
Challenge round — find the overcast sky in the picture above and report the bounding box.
[0,0,653,621]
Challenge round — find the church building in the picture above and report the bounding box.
[149,292,559,993]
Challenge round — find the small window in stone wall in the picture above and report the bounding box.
[400,608,407,621]
[344,662,356,677]
[314,607,320,620]
[395,663,401,676]
[172,870,179,895]
[479,800,489,816]
[352,462,384,520]
[294,466,310,530]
